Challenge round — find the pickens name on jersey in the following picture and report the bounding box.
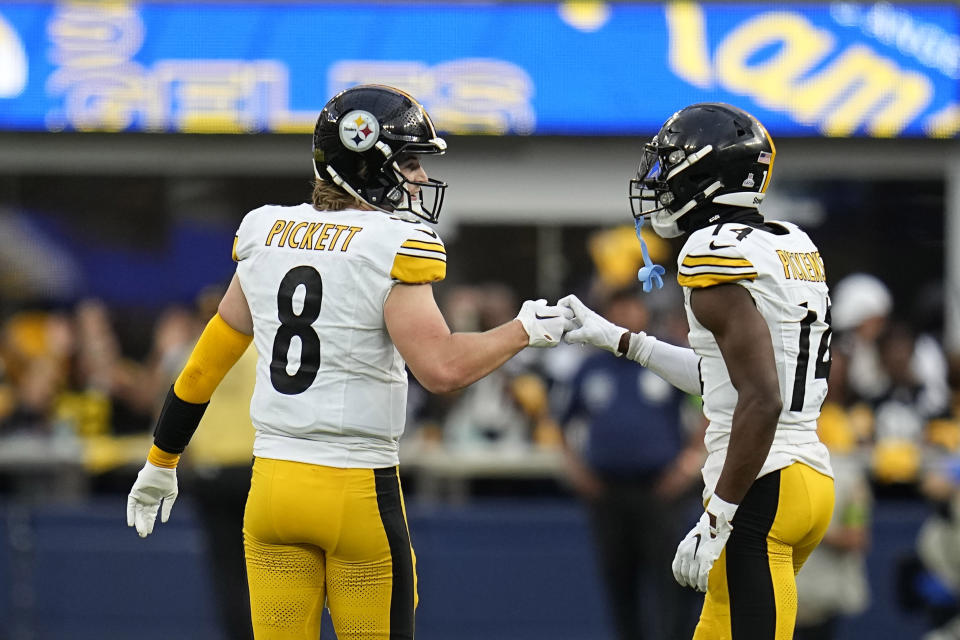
[776,250,826,283]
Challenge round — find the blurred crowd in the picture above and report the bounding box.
[2,224,960,638]
[0,286,226,487]
[0,299,195,439]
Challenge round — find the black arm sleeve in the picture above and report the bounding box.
[153,386,209,454]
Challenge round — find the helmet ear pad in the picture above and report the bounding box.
[352,152,400,208]
[313,142,399,208]
[668,168,713,208]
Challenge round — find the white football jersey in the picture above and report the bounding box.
[677,220,834,494]
[233,203,446,468]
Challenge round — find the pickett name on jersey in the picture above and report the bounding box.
[265,219,363,252]
[775,250,826,283]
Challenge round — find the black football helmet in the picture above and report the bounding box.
[629,103,776,238]
[313,85,447,223]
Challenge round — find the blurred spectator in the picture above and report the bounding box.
[587,224,671,291]
[0,355,14,426]
[0,356,62,433]
[0,310,87,497]
[828,273,895,407]
[175,283,256,640]
[870,322,930,486]
[795,405,872,639]
[66,299,147,437]
[829,273,949,421]
[105,302,203,435]
[554,287,703,640]
[0,299,223,494]
[178,303,254,639]
[74,300,121,394]
[428,283,557,452]
[827,274,951,488]
[183,342,256,640]
[893,352,960,638]
[0,310,74,434]
[0,300,185,440]
[895,458,960,639]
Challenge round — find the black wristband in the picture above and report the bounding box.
[153,385,209,454]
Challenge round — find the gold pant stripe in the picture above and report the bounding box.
[694,463,834,640]
[243,457,417,640]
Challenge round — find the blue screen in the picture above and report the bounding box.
[0,2,956,137]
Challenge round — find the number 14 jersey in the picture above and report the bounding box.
[233,203,446,468]
[677,220,834,494]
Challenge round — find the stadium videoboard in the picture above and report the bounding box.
[0,1,957,137]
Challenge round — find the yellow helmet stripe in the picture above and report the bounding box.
[756,119,776,193]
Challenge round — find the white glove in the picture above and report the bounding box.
[516,299,575,347]
[557,294,627,355]
[672,497,737,592]
[127,461,178,538]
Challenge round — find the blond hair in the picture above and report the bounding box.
[311,178,364,212]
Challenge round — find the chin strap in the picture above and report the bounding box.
[635,218,665,292]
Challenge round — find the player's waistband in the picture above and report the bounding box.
[253,431,400,468]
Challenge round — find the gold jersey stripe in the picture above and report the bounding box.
[232,236,239,262]
[401,239,446,254]
[681,254,753,268]
[679,266,755,278]
[677,271,758,288]
[391,253,447,283]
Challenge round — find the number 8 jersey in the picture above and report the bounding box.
[677,220,834,494]
[233,203,446,468]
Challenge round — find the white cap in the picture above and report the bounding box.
[831,273,892,332]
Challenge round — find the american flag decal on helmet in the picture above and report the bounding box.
[757,151,772,164]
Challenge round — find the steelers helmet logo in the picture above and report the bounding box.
[339,110,380,152]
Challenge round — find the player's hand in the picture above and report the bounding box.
[672,506,734,592]
[516,299,575,347]
[126,461,178,538]
[558,294,627,355]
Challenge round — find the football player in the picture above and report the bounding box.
[126,85,573,640]
[560,103,835,640]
